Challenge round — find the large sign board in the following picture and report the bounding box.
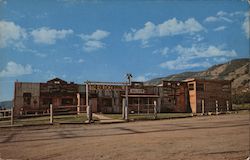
[89,84,125,91]
[129,89,145,94]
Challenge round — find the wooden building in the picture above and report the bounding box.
[184,78,232,113]
[13,77,231,116]
[14,78,86,116]
[158,81,191,113]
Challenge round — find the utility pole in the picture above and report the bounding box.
[124,73,132,121]
[86,81,92,123]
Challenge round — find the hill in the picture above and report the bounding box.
[146,58,250,95]
[0,100,13,109]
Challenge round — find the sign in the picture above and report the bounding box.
[89,85,125,91]
[129,89,145,94]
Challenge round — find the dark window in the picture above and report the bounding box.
[188,83,194,90]
[23,93,31,105]
[103,98,112,107]
[62,98,73,105]
[43,98,52,105]
[196,83,204,91]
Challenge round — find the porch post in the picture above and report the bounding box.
[137,97,140,115]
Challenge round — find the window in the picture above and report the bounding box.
[196,83,204,91]
[188,83,194,90]
[23,93,31,105]
[43,98,52,105]
[62,98,73,105]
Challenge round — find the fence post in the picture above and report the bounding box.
[77,93,80,115]
[137,97,140,115]
[122,98,125,119]
[153,100,157,119]
[215,100,219,115]
[226,100,229,112]
[50,104,53,124]
[11,107,14,126]
[202,99,205,115]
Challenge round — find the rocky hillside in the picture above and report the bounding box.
[146,58,250,94]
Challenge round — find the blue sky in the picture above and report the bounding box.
[0,0,249,101]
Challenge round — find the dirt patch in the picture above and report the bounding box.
[0,114,249,160]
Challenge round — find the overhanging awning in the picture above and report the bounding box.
[121,95,159,98]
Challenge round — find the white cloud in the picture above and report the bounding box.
[80,30,110,52]
[174,44,237,58]
[0,61,33,77]
[217,11,228,17]
[0,0,7,5]
[83,40,105,52]
[78,59,84,63]
[160,57,211,70]
[124,18,204,44]
[192,34,204,42]
[134,75,148,82]
[31,27,73,44]
[134,72,162,82]
[213,26,227,31]
[153,47,169,56]
[80,30,110,41]
[204,16,219,22]
[35,53,47,58]
[0,20,27,48]
[242,11,250,39]
[204,10,243,23]
[160,44,237,70]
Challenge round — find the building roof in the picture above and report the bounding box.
[47,78,67,84]
[121,94,159,98]
[183,78,231,83]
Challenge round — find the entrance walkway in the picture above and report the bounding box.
[93,113,125,124]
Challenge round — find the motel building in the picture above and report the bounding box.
[13,78,232,117]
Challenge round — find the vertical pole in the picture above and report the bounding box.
[226,100,229,112]
[215,100,218,115]
[86,82,92,123]
[50,104,53,124]
[202,99,205,115]
[77,93,80,115]
[137,97,140,115]
[11,107,14,126]
[153,100,157,119]
[122,98,125,119]
[125,84,128,120]
[147,97,149,114]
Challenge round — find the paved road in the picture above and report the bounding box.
[0,113,249,160]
